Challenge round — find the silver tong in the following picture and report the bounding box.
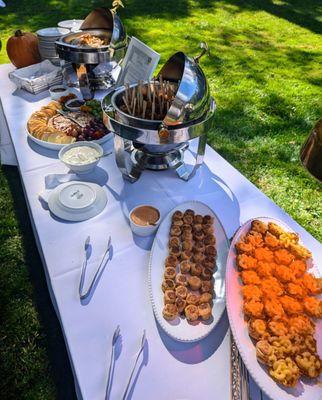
[79,235,112,300]
[106,325,121,400]
[122,330,146,400]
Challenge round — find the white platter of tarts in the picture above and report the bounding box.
[148,201,229,342]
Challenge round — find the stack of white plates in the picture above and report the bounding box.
[37,27,69,65]
[58,19,83,32]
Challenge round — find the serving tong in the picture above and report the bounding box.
[122,330,146,400]
[79,235,112,299]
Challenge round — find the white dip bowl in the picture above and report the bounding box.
[59,142,103,174]
[129,205,161,237]
[49,85,69,101]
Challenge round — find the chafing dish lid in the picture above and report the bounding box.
[158,49,210,126]
[80,8,126,50]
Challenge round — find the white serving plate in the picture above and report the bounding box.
[148,201,229,342]
[27,129,113,151]
[226,217,322,400]
[48,181,107,222]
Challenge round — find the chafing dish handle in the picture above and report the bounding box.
[114,134,142,182]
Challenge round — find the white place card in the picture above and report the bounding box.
[116,36,160,86]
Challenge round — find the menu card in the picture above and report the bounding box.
[116,36,160,86]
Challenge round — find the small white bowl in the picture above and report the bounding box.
[129,205,161,237]
[58,141,103,174]
[49,85,69,101]
[65,98,85,111]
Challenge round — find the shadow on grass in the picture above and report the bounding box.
[1,166,76,400]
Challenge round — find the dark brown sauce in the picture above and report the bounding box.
[51,87,66,92]
[68,100,85,107]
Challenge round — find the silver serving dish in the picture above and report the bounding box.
[102,43,215,182]
[56,8,127,99]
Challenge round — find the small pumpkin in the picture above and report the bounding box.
[6,30,41,68]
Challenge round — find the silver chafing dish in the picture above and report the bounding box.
[102,43,215,182]
[56,7,127,99]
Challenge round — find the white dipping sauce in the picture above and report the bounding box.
[62,146,100,165]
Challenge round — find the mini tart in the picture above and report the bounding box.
[244,299,264,319]
[194,214,203,224]
[170,226,182,236]
[163,303,178,321]
[162,279,175,292]
[180,260,191,274]
[175,273,188,286]
[172,210,183,221]
[251,219,268,234]
[192,223,203,233]
[194,231,205,242]
[202,224,213,235]
[184,209,195,217]
[185,304,199,321]
[175,297,186,313]
[169,236,180,248]
[191,263,202,277]
[175,285,188,299]
[201,268,213,281]
[164,267,176,280]
[181,250,193,261]
[248,318,268,340]
[203,215,214,225]
[188,276,202,291]
[267,320,288,337]
[183,215,194,225]
[295,352,321,378]
[164,289,176,304]
[165,255,178,267]
[186,292,200,305]
[182,231,193,241]
[205,245,217,257]
[256,340,277,366]
[204,234,216,245]
[199,292,213,303]
[172,219,183,227]
[198,302,212,320]
[192,252,205,263]
[182,224,193,233]
[203,257,216,270]
[269,358,300,387]
[182,240,193,251]
[201,280,213,293]
[169,245,181,257]
[193,241,205,253]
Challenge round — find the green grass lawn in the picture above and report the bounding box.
[1,0,321,398]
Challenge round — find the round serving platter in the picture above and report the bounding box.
[148,200,229,342]
[226,216,322,400]
[27,129,113,151]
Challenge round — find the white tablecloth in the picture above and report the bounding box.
[1,63,321,400]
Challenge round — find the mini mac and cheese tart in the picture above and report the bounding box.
[185,304,199,321]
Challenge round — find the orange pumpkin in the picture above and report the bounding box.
[6,30,41,68]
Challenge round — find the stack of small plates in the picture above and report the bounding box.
[58,19,83,32]
[48,182,107,222]
[37,27,69,65]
